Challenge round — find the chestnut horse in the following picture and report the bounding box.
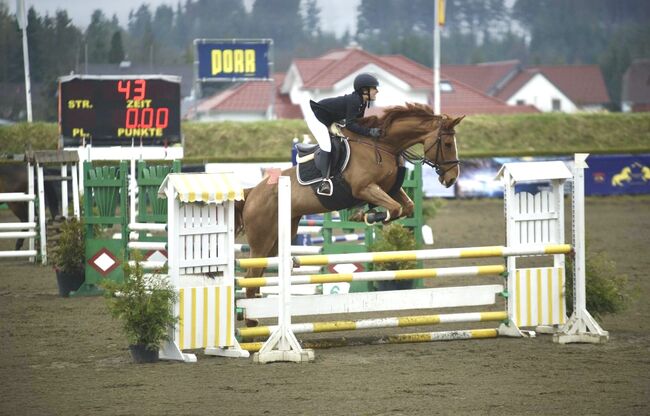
[236,103,464,303]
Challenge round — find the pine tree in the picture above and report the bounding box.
[108,31,125,63]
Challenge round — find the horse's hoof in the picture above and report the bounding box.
[245,319,259,328]
[246,288,260,299]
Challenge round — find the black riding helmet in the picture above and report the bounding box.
[353,73,379,92]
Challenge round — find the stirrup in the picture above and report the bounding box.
[317,178,333,196]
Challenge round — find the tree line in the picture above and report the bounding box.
[0,0,649,120]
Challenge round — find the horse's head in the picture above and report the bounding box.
[374,104,464,188]
[422,115,464,188]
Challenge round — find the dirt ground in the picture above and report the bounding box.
[1,195,649,416]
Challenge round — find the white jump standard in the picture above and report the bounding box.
[157,172,250,362]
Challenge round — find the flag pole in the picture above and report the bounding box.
[433,0,441,115]
[17,0,33,122]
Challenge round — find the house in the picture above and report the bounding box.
[621,59,650,112]
[443,61,611,113]
[193,46,537,121]
[190,73,302,121]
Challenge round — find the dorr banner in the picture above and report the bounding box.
[195,39,272,82]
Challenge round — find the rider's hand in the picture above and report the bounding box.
[369,128,382,138]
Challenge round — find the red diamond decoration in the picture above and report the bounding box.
[87,247,121,276]
[145,249,168,262]
[328,263,364,274]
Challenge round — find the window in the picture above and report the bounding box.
[552,98,562,111]
[440,81,453,92]
[516,99,525,106]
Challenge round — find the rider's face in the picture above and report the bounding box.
[367,87,378,101]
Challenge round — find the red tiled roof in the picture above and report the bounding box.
[195,73,302,118]
[495,65,610,105]
[442,60,520,93]
[380,55,433,85]
[298,48,431,89]
[534,65,610,104]
[623,59,650,104]
[441,77,538,116]
[494,70,536,101]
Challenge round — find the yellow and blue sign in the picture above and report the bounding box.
[586,154,650,195]
[196,40,271,81]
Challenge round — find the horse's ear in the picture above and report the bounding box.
[450,115,465,128]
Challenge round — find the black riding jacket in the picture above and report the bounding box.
[310,92,373,137]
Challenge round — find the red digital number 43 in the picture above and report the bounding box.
[117,79,146,100]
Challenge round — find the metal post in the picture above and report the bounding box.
[432,0,441,114]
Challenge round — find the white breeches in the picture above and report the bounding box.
[304,108,331,152]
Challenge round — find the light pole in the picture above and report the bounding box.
[17,0,33,122]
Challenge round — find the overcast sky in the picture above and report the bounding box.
[8,0,360,36]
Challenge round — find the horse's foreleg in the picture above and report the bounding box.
[245,267,265,299]
[392,187,414,220]
[354,184,403,224]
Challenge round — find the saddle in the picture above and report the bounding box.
[295,136,359,210]
[296,137,350,186]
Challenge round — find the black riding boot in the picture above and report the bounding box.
[317,150,333,196]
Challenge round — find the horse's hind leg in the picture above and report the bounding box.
[8,201,28,250]
[242,217,300,327]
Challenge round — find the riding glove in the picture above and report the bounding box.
[369,128,382,138]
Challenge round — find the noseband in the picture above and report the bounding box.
[402,128,460,176]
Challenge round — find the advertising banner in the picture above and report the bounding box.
[585,154,650,195]
[196,39,272,81]
[422,154,650,198]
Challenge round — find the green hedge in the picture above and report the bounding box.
[2,113,650,161]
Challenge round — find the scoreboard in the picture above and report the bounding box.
[59,75,181,147]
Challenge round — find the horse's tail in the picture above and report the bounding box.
[234,188,252,236]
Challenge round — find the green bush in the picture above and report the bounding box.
[51,218,85,274]
[102,260,177,351]
[565,250,629,320]
[368,223,417,272]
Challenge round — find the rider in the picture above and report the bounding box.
[306,73,382,196]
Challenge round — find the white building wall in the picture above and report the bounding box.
[196,111,267,122]
[506,74,577,113]
[292,65,429,120]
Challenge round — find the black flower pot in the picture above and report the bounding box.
[128,344,159,363]
[55,270,85,297]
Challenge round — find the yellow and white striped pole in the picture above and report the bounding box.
[240,328,499,352]
[238,310,508,339]
[236,244,572,269]
[236,264,505,288]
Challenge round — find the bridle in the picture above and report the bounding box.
[402,127,460,176]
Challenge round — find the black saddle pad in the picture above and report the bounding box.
[296,139,350,185]
[296,139,361,210]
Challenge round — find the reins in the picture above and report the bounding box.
[347,137,396,164]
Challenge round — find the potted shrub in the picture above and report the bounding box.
[368,222,417,291]
[51,218,86,297]
[102,260,177,363]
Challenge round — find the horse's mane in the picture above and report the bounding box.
[357,102,445,131]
